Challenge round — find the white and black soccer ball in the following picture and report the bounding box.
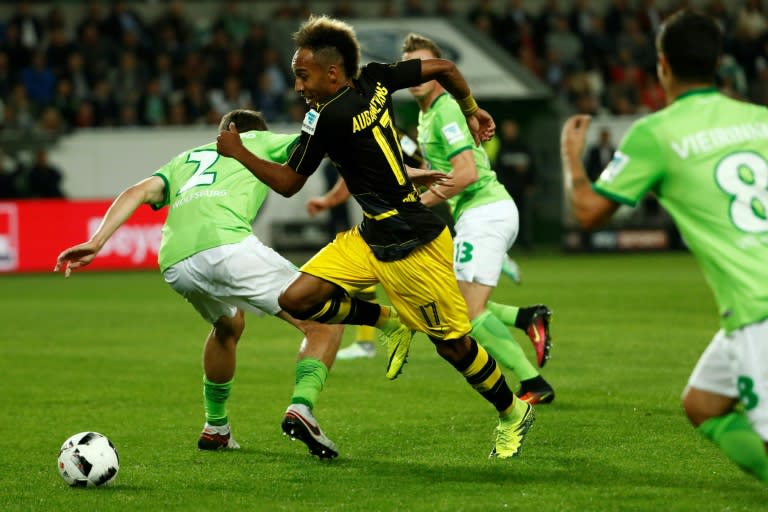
[57,432,119,487]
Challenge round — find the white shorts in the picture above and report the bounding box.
[452,200,519,287]
[686,319,768,439]
[162,235,299,323]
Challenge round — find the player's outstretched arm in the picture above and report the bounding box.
[420,58,495,144]
[560,115,619,229]
[54,176,165,277]
[216,122,308,197]
[306,176,351,216]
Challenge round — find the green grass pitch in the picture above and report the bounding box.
[0,252,765,511]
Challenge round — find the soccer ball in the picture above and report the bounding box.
[57,432,119,487]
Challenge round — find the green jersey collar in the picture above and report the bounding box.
[428,92,450,111]
[675,87,718,102]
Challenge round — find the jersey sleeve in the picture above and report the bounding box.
[593,121,665,207]
[150,154,183,209]
[287,108,327,176]
[365,60,422,91]
[434,100,474,160]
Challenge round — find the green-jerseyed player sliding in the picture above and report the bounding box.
[562,9,768,483]
[54,109,387,459]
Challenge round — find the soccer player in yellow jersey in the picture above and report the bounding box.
[217,15,535,458]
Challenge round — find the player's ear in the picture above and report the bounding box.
[327,64,340,85]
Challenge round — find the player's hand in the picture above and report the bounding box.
[306,197,330,216]
[561,114,592,161]
[216,122,244,158]
[407,168,453,189]
[54,242,99,278]
[466,108,496,145]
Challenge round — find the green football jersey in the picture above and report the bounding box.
[594,88,768,332]
[417,93,510,220]
[152,131,298,272]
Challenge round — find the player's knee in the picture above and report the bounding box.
[214,310,245,342]
[432,335,472,363]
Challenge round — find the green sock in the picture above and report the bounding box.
[203,376,233,426]
[291,357,329,409]
[698,412,768,482]
[471,310,538,381]
[486,301,520,327]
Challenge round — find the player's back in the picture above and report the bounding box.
[155,131,297,271]
[637,89,768,331]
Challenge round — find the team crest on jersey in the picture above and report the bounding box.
[600,150,630,182]
[302,109,319,135]
[441,122,464,145]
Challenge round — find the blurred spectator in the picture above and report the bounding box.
[63,52,90,102]
[736,0,768,40]
[137,78,168,126]
[616,17,655,73]
[604,0,634,40]
[252,71,283,122]
[568,0,598,39]
[637,0,664,34]
[2,22,32,73]
[20,51,56,107]
[27,149,64,198]
[51,78,79,128]
[379,1,398,18]
[153,52,176,97]
[495,119,536,250]
[545,15,582,70]
[5,82,35,130]
[209,75,252,118]
[403,0,427,17]
[749,57,768,104]
[103,0,150,49]
[241,21,270,88]
[331,1,358,19]
[76,1,106,40]
[639,74,665,112]
[153,0,192,47]
[73,100,96,128]
[90,78,119,126]
[718,54,748,99]
[584,127,615,182]
[118,103,140,127]
[213,1,251,43]
[434,0,455,17]
[0,51,12,99]
[497,0,531,55]
[45,26,75,79]
[203,26,234,89]
[7,1,44,51]
[181,79,212,125]
[36,105,65,136]
[76,21,116,86]
[0,150,21,199]
[108,51,148,107]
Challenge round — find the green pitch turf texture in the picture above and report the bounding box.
[1,252,765,511]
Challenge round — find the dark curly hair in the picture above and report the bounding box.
[293,15,360,79]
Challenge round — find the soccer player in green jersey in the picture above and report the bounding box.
[217,15,536,459]
[561,10,768,482]
[402,33,555,404]
[54,110,345,459]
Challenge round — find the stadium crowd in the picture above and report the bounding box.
[1,0,767,199]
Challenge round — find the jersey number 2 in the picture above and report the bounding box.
[178,150,219,195]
